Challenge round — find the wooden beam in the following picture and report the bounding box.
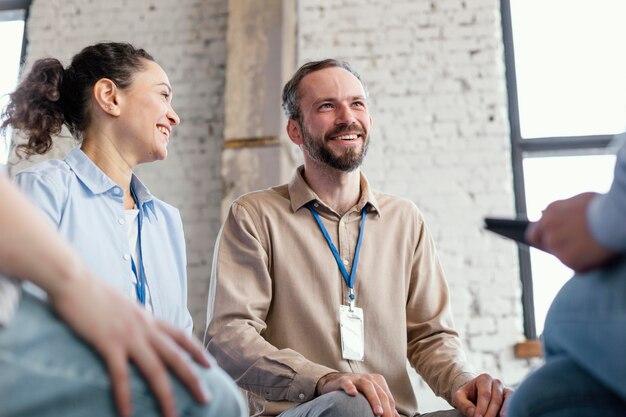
[224,136,280,149]
[514,339,543,358]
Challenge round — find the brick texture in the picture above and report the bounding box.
[14,0,534,412]
[297,0,531,411]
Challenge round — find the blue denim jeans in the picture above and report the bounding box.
[0,292,246,417]
[507,256,626,417]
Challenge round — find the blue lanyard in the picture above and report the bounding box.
[130,186,146,306]
[306,202,367,303]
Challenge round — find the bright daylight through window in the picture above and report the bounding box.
[0,8,26,166]
[505,0,626,337]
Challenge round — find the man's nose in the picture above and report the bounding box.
[335,103,357,125]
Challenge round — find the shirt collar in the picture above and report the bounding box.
[288,165,381,216]
[130,175,155,213]
[65,147,155,209]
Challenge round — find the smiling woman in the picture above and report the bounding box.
[0,42,190,331]
[0,40,247,417]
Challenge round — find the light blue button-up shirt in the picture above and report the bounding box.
[14,148,193,333]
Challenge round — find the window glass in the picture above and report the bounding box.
[523,154,615,334]
[0,10,26,165]
[511,0,626,139]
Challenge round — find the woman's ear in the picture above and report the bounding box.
[93,78,120,116]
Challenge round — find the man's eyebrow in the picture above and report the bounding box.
[315,95,366,103]
[315,97,337,103]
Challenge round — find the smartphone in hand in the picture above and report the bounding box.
[484,217,533,246]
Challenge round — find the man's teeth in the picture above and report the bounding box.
[158,126,169,136]
[334,134,358,141]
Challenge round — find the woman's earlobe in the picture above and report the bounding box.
[93,78,120,116]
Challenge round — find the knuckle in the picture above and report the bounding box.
[479,390,492,400]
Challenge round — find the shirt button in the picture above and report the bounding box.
[314,202,319,208]
[343,259,349,265]
[118,218,126,225]
[123,254,131,261]
[298,393,305,400]
[113,187,122,196]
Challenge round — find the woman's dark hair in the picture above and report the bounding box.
[281,59,368,125]
[0,42,154,157]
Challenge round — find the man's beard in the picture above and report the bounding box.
[301,123,369,172]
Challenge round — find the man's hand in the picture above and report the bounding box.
[316,372,400,417]
[526,192,617,272]
[451,373,512,417]
[48,272,212,417]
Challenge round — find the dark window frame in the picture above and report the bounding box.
[500,0,614,340]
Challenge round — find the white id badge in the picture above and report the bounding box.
[339,305,365,361]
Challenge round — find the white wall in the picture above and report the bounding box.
[16,0,534,412]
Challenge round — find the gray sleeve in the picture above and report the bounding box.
[587,143,626,252]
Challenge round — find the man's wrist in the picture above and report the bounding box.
[315,372,339,396]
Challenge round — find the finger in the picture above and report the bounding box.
[372,382,394,417]
[157,321,211,368]
[131,342,177,417]
[105,352,132,417]
[453,391,476,417]
[352,379,384,416]
[499,388,513,417]
[152,330,210,404]
[336,378,359,396]
[371,375,396,416]
[472,376,494,417]
[483,381,505,417]
[452,382,477,417]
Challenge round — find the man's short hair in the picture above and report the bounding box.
[281,59,368,123]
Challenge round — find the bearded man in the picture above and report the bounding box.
[205,59,510,417]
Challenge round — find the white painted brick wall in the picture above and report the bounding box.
[15,0,536,412]
[16,0,228,337]
[298,0,532,412]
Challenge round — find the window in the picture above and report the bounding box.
[0,0,29,166]
[501,0,625,338]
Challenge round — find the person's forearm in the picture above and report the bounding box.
[206,320,336,402]
[0,176,86,296]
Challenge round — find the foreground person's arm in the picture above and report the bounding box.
[0,176,211,417]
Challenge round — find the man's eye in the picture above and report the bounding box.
[161,92,170,99]
[319,103,333,109]
[353,101,364,107]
